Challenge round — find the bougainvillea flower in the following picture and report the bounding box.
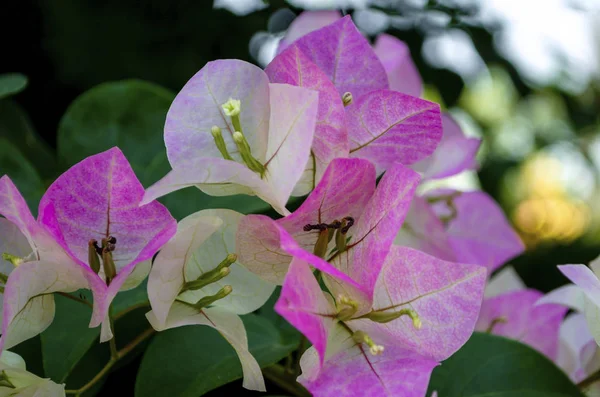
[476,266,567,360]
[0,351,65,396]
[265,44,348,196]
[0,177,80,351]
[372,33,423,98]
[0,218,32,326]
[237,157,409,290]
[556,313,600,392]
[539,258,600,346]
[141,59,319,215]
[277,247,485,396]
[344,89,443,175]
[238,158,486,395]
[279,10,422,98]
[279,11,479,180]
[412,114,481,180]
[291,15,388,99]
[0,147,176,350]
[272,14,444,178]
[396,191,524,274]
[146,209,275,391]
[277,10,342,54]
[540,258,600,393]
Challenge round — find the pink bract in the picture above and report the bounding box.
[237,157,420,307]
[280,12,479,181]
[373,33,423,98]
[276,248,484,396]
[477,289,567,360]
[292,16,389,99]
[429,191,525,273]
[142,59,319,215]
[413,114,481,180]
[346,90,443,174]
[266,44,348,194]
[0,148,176,350]
[238,158,486,396]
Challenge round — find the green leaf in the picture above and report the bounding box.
[0,73,28,99]
[11,336,44,377]
[57,79,270,219]
[41,293,99,383]
[0,100,57,180]
[135,313,297,397]
[0,137,45,212]
[428,332,585,397]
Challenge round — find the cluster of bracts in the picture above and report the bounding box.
[0,12,595,397]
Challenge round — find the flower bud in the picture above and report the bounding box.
[365,308,422,329]
[211,126,233,160]
[313,229,330,259]
[182,267,231,292]
[88,239,101,274]
[352,331,384,356]
[181,254,236,293]
[232,131,266,176]
[222,98,244,134]
[335,221,348,254]
[222,98,241,117]
[102,248,117,285]
[194,285,233,310]
[336,295,359,321]
[342,92,353,106]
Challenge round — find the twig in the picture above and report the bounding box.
[114,301,150,321]
[64,328,155,396]
[263,364,311,397]
[57,292,93,309]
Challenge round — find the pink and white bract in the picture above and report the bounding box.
[0,147,176,349]
[146,209,276,392]
[270,15,444,186]
[237,158,487,396]
[477,267,566,360]
[141,59,319,215]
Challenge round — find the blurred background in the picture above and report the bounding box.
[1,0,600,392]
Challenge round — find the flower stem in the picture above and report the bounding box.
[108,315,118,361]
[57,292,93,309]
[263,364,311,397]
[64,357,116,396]
[64,328,155,396]
[578,369,600,390]
[114,300,150,321]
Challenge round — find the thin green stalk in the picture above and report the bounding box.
[114,301,150,321]
[57,292,93,309]
[108,307,118,360]
[64,328,155,396]
[263,364,311,397]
